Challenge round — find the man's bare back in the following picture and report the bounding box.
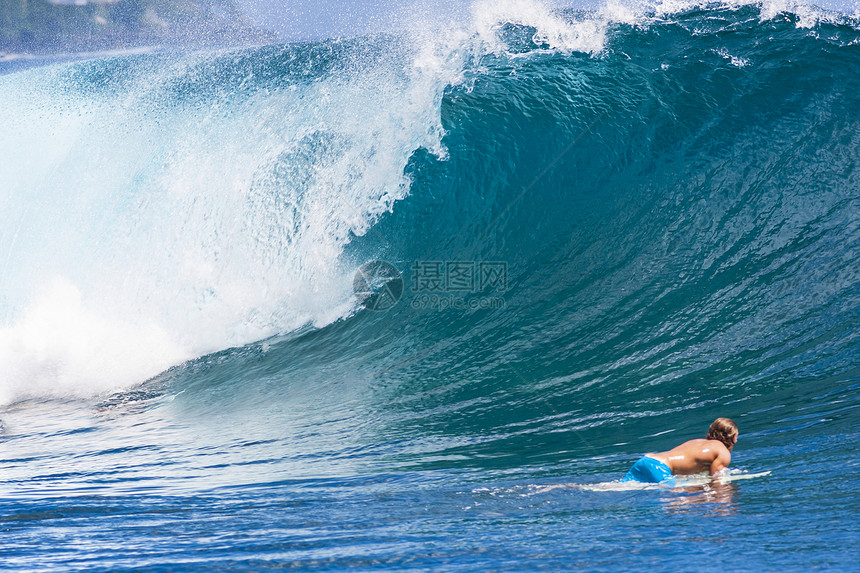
[620,418,739,484]
[647,438,733,476]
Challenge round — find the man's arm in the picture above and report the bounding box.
[709,447,731,476]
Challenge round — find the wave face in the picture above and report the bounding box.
[0,2,858,568]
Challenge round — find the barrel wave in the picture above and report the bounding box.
[0,2,858,570]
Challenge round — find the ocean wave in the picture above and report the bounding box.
[0,0,857,415]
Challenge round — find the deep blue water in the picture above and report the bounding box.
[1,2,859,570]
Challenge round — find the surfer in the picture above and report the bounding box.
[621,418,739,484]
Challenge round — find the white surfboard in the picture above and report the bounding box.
[532,470,771,493]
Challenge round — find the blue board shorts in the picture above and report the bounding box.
[621,455,674,484]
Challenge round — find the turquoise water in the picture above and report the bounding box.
[1,2,858,570]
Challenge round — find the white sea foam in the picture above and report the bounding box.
[0,279,187,405]
[471,0,609,54]
[0,44,446,404]
[613,0,856,28]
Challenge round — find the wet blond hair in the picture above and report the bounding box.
[706,417,738,450]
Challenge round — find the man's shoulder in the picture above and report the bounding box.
[682,437,727,448]
[678,438,709,448]
[679,438,728,457]
[703,438,731,458]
